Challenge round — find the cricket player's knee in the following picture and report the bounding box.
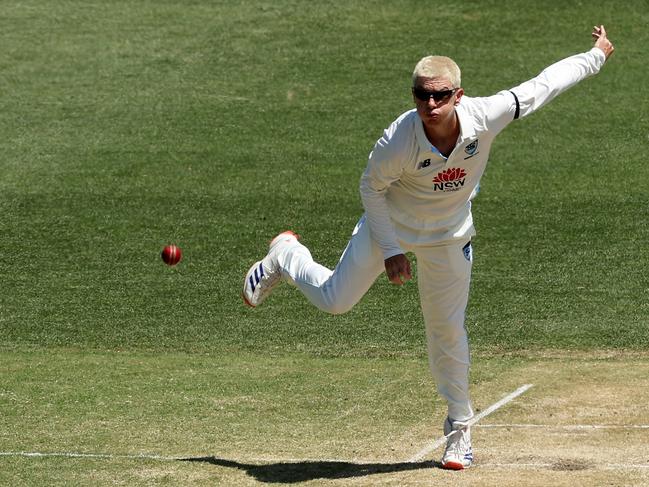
[426,319,468,346]
[319,300,355,315]
[315,292,359,315]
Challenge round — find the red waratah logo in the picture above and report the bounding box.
[433,167,467,191]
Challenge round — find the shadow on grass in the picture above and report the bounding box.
[180,457,438,483]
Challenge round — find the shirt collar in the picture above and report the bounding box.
[455,101,476,141]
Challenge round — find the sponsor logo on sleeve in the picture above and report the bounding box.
[462,241,473,262]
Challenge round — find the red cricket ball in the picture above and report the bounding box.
[161,245,182,266]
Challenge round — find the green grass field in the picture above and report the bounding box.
[1,0,648,485]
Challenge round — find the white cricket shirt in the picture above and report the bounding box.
[360,48,607,259]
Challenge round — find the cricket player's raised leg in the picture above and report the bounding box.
[243,215,385,313]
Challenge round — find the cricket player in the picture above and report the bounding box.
[242,26,614,469]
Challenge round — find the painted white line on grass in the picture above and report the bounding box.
[478,423,649,430]
[0,451,179,461]
[478,463,649,470]
[0,451,365,464]
[407,383,534,463]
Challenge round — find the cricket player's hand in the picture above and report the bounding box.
[385,254,412,285]
[592,25,614,60]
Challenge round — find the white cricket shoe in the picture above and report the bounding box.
[441,417,473,470]
[242,231,299,308]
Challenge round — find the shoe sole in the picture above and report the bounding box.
[242,291,255,308]
[269,230,299,247]
[241,231,299,308]
[441,461,470,470]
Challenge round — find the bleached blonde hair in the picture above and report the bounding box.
[412,56,461,87]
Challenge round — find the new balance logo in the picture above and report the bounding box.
[433,167,467,191]
[248,263,264,292]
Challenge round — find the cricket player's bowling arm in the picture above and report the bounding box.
[510,47,606,119]
[359,172,404,260]
[359,132,406,260]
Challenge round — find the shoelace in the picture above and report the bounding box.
[446,427,471,456]
[256,266,281,294]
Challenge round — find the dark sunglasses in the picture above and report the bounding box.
[412,87,458,102]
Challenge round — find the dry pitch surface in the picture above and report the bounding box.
[204,353,649,486]
[3,352,649,486]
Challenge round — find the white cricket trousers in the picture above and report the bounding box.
[275,216,474,422]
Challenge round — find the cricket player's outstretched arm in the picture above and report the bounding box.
[509,25,614,119]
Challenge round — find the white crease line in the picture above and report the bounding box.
[407,384,534,463]
[0,452,367,464]
[478,423,649,430]
[0,452,179,461]
[479,463,649,470]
